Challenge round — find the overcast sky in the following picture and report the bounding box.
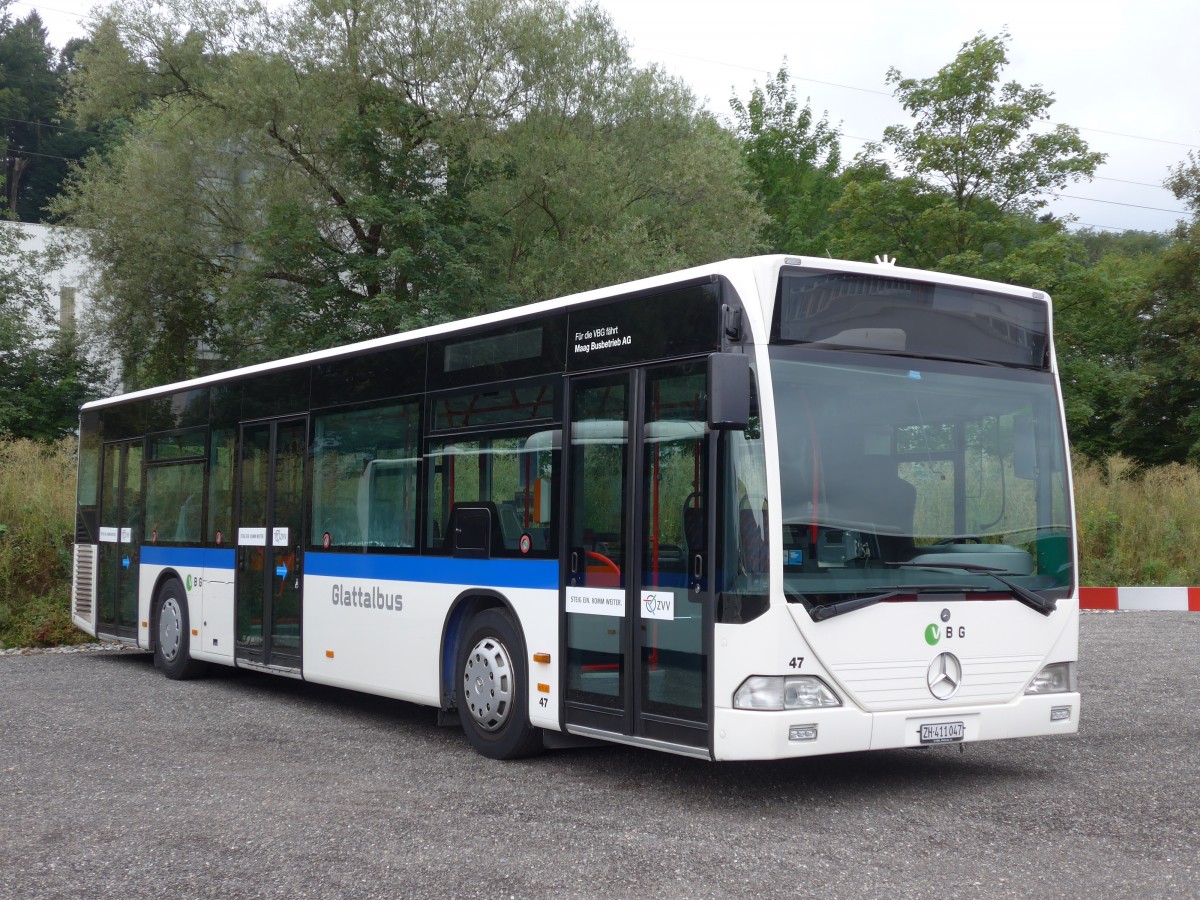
[15,0,1200,234]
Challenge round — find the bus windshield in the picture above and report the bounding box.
[770,348,1073,615]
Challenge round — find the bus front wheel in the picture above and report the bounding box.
[153,578,208,680]
[457,608,543,760]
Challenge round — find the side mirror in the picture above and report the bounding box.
[708,353,750,431]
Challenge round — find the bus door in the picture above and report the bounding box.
[235,417,307,669]
[97,439,143,639]
[563,362,712,750]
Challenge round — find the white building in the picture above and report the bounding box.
[2,221,90,328]
[0,220,120,388]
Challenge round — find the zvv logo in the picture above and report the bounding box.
[641,591,674,621]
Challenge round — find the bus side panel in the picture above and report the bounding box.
[505,585,561,732]
[137,559,159,649]
[138,546,234,663]
[198,551,235,662]
[301,555,560,727]
[303,571,441,705]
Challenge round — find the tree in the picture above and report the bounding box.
[825,31,1104,269]
[0,5,110,222]
[56,0,763,386]
[0,3,57,219]
[477,11,765,301]
[1116,152,1200,463]
[884,31,1103,217]
[1051,232,1162,461]
[730,63,841,254]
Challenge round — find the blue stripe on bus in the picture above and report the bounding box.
[138,546,559,590]
[305,553,560,590]
[141,546,236,569]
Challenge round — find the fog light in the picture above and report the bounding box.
[789,724,818,742]
[1050,706,1071,722]
[1025,662,1077,695]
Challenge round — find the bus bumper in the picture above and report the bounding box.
[711,692,1081,761]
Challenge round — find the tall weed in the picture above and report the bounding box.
[0,438,86,648]
[1073,456,1200,586]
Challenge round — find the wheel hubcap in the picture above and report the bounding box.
[159,596,182,662]
[462,636,514,732]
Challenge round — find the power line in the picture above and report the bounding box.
[1075,126,1199,149]
[4,146,80,163]
[1094,175,1172,189]
[14,4,1200,154]
[7,1,90,23]
[0,113,110,140]
[1055,193,1187,215]
[659,49,1200,152]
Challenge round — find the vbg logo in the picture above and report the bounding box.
[925,622,968,644]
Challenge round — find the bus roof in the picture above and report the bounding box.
[82,254,1049,411]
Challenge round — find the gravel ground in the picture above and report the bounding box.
[0,642,127,656]
[0,611,1197,899]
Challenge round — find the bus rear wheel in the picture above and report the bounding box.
[457,608,543,760]
[154,578,208,680]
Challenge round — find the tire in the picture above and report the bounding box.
[153,578,208,680]
[457,607,543,760]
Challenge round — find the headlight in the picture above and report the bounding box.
[733,675,841,710]
[1025,662,1077,695]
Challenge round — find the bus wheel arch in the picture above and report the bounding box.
[442,593,543,759]
[151,575,208,680]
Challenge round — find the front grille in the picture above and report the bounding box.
[833,654,1044,710]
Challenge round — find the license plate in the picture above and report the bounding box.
[920,721,965,744]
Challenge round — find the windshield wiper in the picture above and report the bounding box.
[813,346,1012,369]
[808,585,985,621]
[887,561,1057,616]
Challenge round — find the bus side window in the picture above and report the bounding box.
[207,428,235,545]
[425,429,558,557]
[311,401,419,550]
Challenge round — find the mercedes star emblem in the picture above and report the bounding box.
[927,652,963,700]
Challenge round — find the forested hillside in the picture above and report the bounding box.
[3,2,1197,465]
[2,2,1200,646]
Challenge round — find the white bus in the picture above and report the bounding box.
[71,255,1079,760]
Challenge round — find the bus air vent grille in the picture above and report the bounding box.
[73,544,96,620]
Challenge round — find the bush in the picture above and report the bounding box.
[1073,455,1200,586]
[0,438,89,649]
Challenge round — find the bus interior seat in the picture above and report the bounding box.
[497,504,522,548]
[844,455,916,561]
[443,502,506,558]
[682,491,704,555]
[174,494,201,542]
[738,500,769,574]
